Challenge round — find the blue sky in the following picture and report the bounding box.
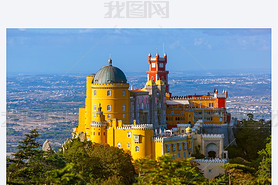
[7,28,271,75]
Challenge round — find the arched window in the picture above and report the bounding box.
[94,90,97,96]
[127,131,131,138]
[122,90,125,96]
[107,105,111,111]
[117,143,121,148]
[107,90,111,96]
[135,146,139,152]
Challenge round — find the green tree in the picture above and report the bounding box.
[46,163,86,185]
[62,138,135,184]
[89,144,135,184]
[256,137,271,184]
[7,128,44,184]
[7,129,66,184]
[135,154,207,185]
[224,163,256,185]
[230,119,271,161]
[191,145,205,159]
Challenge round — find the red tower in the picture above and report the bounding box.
[146,52,170,93]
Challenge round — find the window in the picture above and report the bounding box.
[219,117,223,122]
[107,114,111,118]
[181,111,183,114]
[171,111,174,114]
[94,90,97,96]
[190,102,193,107]
[94,104,97,111]
[178,143,182,151]
[93,132,95,135]
[117,143,121,148]
[141,103,144,109]
[127,131,131,138]
[122,90,125,96]
[123,114,125,118]
[199,103,202,107]
[173,144,176,151]
[184,142,187,150]
[122,105,126,111]
[94,113,96,118]
[107,105,111,111]
[178,153,181,158]
[167,144,170,152]
[135,146,139,152]
[134,135,140,143]
[152,63,155,68]
[107,90,111,96]
[98,132,100,136]
[159,63,164,68]
[127,142,130,148]
[209,169,212,173]
[183,152,186,158]
[103,132,105,135]
[209,103,214,107]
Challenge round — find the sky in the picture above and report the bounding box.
[6,28,271,75]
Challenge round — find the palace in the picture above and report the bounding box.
[74,53,230,167]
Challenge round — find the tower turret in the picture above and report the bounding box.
[146,52,170,93]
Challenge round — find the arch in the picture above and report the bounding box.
[206,143,218,158]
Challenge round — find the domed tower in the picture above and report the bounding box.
[91,58,130,124]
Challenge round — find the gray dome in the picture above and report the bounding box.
[93,59,127,84]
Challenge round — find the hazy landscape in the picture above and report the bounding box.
[6,71,271,155]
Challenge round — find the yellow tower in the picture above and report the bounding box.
[90,58,130,124]
[131,121,154,160]
[90,104,107,144]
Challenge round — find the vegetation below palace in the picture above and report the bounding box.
[7,116,271,184]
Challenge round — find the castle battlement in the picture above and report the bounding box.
[131,124,153,130]
[194,158,228,163]
[203,124,228,127]
[201,134,224,138]
[91,84,129,89]
[152,135,188,142]
[116,126,132,130]
[91,122,107,127]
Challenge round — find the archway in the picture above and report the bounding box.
[208,151,216,158]
[206,143,218,158]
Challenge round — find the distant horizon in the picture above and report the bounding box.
[7,68,271,77]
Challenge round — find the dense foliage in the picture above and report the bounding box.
[7,129,134,185]
[7,119,271,185]
[227,116,271,162]
[136,154,207,184]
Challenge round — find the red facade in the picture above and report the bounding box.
[146,53,170,93]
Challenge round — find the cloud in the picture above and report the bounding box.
[194,38,212,49]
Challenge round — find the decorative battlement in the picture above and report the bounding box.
[91,122,107,127]
[91,83,129,89]
[203,124,228,127]
[131,124,153,130]
[152,135,188,142]
[194,158,228,163]
[171,96,214,100]
[201,134,224,138]
[116,126,132,130]
[177,124,191,127]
